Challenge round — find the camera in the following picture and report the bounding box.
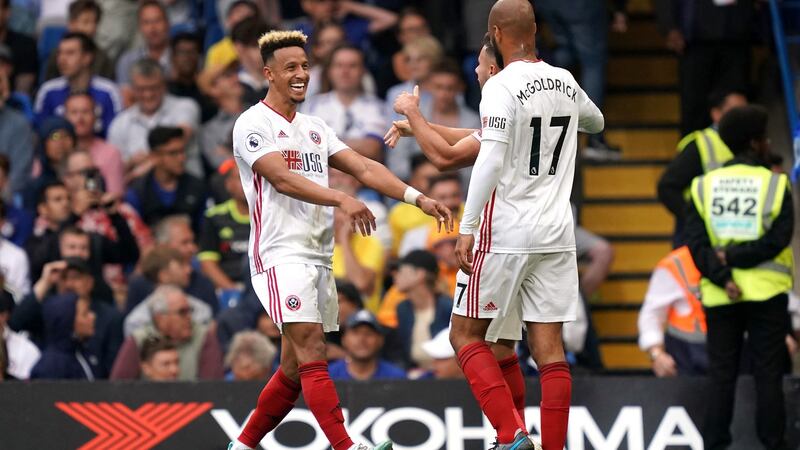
[84,168,106,193]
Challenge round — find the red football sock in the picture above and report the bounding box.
[238,367,301,448]
[458,342,526,444]
[498,355,526,424]
[298,361,354,450]
[539,361,571,450]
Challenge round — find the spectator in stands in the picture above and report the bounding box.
[0,290,39,380]
[116,1,172,100]
[123,246,213,336]
[287,0,397,51]
[93,0,138,62]
[215,286,269,353]
[199,65,243,172]
[427,60,480,131]
[30,293,99,379]
[535,0,619,160]
[325,279,364,360]
[199,164,250,290]
[0,42,33,122]
[24,116,75,209]
[385,36,443,181]
[139,335,180,381]
[329,310,406,381]
[0,68,34,196]
[657,90,747,247]
[25,183,71,278]
[111,285,224,381]
[205,0,259,69]
[638,246,707,377]
[332,204,384,313]
[43,0,115,81]
[301,44,386,161]
[125,216,218,315]
[231,17,269,106]
[391,8,431,85]
[0,199,29,302]
[0,0,37,95]
[61,150,151,256]
[107,58,203,180]
[125,127,207,232]
[399,172,463,256]
[0,156,34,246]
[167,32,217,123]
[654,0,753,135]
[421,327,463,380]
[64,93,125,195]
[388,250,451,369]
[388,154,439,256]
[306,22,377,97]
[225,330,276,381]
[34,32,122,136]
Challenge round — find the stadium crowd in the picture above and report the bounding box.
[0,0,795,386]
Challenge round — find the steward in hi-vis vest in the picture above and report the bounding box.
[638,246,708,377]
[657,91,747,247]
[685,105,794,450]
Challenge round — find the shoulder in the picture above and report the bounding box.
[37,77,68,95]
[234,104,272,131]
[0,106,28,125]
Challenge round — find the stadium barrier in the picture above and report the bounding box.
[1,377,798,449]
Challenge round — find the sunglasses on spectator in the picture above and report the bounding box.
[167,306,193,317]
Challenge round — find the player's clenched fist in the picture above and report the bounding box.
[455,233,475,275]
[337,195,377,237]
[393,85,420,116]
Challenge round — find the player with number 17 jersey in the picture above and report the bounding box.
[468,60,604,255]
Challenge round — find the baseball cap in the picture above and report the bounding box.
[345,309,382,333]
[399,250,439,276]
[63,257,92,275]
[422,328,455,359]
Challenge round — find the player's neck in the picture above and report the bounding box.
[262,91,297,122]
[501,41,537,66]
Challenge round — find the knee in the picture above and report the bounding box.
[490,340,516,360]
[285,325,327,364]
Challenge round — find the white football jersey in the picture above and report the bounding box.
[472,60,603,253]
[233,101,349,275]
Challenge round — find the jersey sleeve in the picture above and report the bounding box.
[576,85,604,134]
[233,116,279,168]
[197,213,221,262]
[323,121,350,157]
[478,80,515,144]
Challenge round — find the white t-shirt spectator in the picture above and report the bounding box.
[0,238,30,302]
[107,94,204,177]
[300,91,387,144]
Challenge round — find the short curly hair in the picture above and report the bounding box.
[258,30,307,64]
[718,105,768,155]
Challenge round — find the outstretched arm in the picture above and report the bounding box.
[330,148,454,231]
[252,153,376,235]
[388,88,479,170]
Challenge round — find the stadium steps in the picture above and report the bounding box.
[580,8,679,372]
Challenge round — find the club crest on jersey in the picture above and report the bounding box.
[309,130,322,145]
[285,295,302,311]
[246,133,263,152]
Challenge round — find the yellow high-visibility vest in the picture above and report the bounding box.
[690,164,793,307]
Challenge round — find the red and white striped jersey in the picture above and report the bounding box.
[233,101,348,275]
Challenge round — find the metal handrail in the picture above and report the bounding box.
[768,0,800,182]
